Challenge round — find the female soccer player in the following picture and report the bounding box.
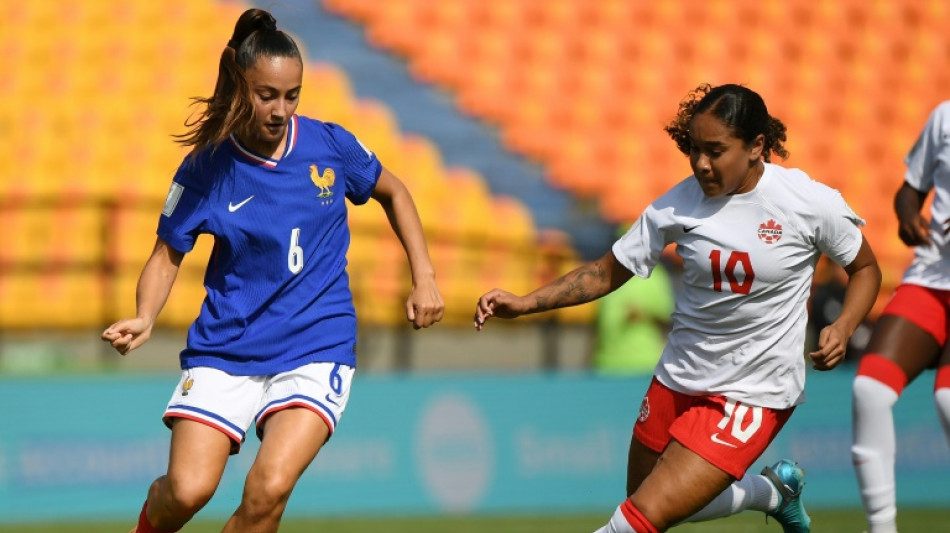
[852,100,950,533]
[102,8,443,533]
[474,84,881,533]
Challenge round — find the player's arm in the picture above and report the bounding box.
[894,182,931,246]
[809,236,881,370]
[370,167,444,329]
[101,237,183,355]
[475,250,633,330]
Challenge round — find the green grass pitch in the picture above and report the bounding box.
[0,509,946,532]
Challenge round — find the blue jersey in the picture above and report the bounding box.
[157,115,381,375]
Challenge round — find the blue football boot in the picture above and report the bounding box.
[761,459,811,533]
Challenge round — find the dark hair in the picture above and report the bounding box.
[665,83,788,162]
[176,8,302,153]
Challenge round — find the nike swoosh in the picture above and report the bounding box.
[710,433,738,448]
[683,225,700,233]
[228,195,254,212]
[324,394,341,407]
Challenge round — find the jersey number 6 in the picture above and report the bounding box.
[709,249,754,294]
[288,228,304,274]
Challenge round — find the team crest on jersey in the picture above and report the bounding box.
[310,164,336,202]
[757,219,783,244]
[638,396,650,423]
[181,375,194,397]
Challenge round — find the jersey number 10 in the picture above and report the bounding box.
[709,249,754,294]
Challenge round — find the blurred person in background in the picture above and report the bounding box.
[590,233,675,376]
[852,100,950,533]
[102,8,443,533]
[475,83,881,533]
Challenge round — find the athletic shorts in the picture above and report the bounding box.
[880,283,950,346]
[633,378,794,479]
[163,362,354,454]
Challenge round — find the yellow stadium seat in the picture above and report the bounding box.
[299,63,356,126]
[0,272,105,329]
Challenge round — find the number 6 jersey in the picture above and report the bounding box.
[613,163,864,408]
[158,116,382,375]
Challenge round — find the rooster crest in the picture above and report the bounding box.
[310,164,335,198]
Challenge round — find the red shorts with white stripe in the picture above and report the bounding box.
[163,362,353,454]
[633,378,794,479]
[879,283,950,346]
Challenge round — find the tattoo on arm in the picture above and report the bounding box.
[532,260,610,313]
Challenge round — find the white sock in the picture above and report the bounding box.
[682,473,779,522]
[852,376,899,533]
[592,503,636,533]
[934,387,950,446]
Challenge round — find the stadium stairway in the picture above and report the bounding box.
[254,1,615,260]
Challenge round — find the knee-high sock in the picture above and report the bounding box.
[934,367,950,450]
[681,474,779,522]
[852,375,900,533]
[593,500,659,533]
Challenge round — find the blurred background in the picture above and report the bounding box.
[1,0,949,530]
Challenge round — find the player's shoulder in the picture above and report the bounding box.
[766,163,837,198]
[932,100,950,117]
[925,101,950,133]
[295,115,351,139]
[653,175,703,209]
[171,146,226,192]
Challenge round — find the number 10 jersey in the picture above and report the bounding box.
[613,163,864,408]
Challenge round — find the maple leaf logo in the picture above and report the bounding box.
[757,219,783,244]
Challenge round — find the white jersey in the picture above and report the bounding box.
[901,101,950,290]
[613,163,864,409]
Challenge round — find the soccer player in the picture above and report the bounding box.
[474,84,881,533]
[852,100,950,533]
[101,8,443,533]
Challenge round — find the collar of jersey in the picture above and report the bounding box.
[228,115,298,168]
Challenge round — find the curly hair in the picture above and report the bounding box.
[664,83,788,162]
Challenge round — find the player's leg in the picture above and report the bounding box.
[134,367,261,533]
[852,287,944,533]
[221,362,353,533]
[598,441,736,533]
[221,407,330,533]
[605,384,791,532]
[933,344,950,455]
[136,420,232,532]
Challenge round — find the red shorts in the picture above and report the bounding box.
[633,378,794,479]
[880,283,950,346]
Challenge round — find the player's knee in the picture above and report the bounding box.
[853,375,899,410]
[164,474,216,516]
[241,468,295,516]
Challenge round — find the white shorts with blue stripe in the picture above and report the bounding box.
[163,362,353,453]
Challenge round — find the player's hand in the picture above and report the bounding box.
[101,318,153,356]
[474,289,529,330]
[809,323,849,371]
[897,212,931,247]
[406,276,444,329]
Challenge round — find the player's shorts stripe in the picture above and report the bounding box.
[256,394,337,428]
[166,404,246,440]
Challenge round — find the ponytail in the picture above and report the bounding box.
[665,83,789,162]
[175,9,300,154]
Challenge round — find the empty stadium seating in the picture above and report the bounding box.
[325,0,950,295]
[0,0,583,330]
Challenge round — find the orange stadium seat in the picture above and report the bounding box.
[326,0,950,314]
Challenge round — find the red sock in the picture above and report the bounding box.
[620,499,661,533]
[136,501,182,533]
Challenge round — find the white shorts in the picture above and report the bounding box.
[163,362,354,453]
